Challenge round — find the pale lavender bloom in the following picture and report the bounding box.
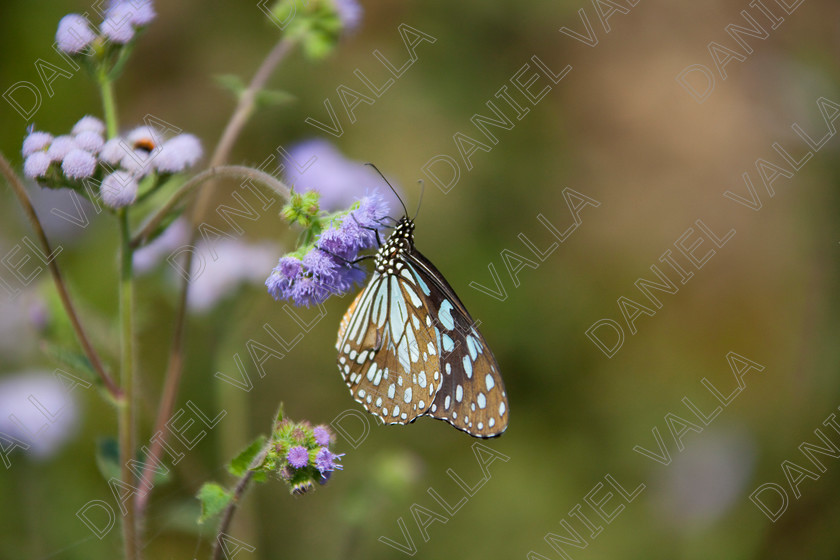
[100,138,129,165]
[126,125,162,149]
[187,240,278,312]
[73,131,104,154]
[101,171,138,208]
[101,4,137,44]
[287,446,309,468]
[71,115,106,136]
[23,152,51,178]
[335,0,363,32]
[0,371,80,458]
[61,149,97,179]
[120,149,154,178]
[46,135,78,162]
[22,131,53,157]
[284,139,402,212]
[313,426,332,446]
[56,14,96,54]
[125,0,156,26]
[154,134,203,173]
[133,219,189,273]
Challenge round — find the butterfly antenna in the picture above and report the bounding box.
[413,180,424,221]
[365,162,409,218]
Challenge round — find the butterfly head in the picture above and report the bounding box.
[374,216,415,275]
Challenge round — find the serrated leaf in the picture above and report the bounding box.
[214,74,246,99]
[254,88,295,109]
[95,437,121,481]
[197,482,232,524]
[228,435,267,478]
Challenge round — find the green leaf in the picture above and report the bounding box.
[95,437,121,481]
[214,74,246,99]
[41,342,97,385]
[254,88,296,109]
[197,482,232,524]
[228,435,267,478]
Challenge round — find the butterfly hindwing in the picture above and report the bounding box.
[336,271,441,425]
[405,250,509,438]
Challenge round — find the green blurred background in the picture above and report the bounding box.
[2,0,840,558]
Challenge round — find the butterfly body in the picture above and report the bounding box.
[336,216,508,438]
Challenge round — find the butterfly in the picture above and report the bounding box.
[335,172,508,438]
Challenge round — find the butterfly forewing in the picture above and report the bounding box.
[406,250,509,437]
[336,271,441,424]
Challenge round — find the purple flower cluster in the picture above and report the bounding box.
[55,1,156,54]
[273,421,344,494]
[22,118,202,210]
[265,193,390,307]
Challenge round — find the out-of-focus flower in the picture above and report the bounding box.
[265,192,389,307]
[155,134,203,173]
[0,371,80,458]
[73,131,104,154]
[23,152,51,178]
[61,149,97,179]
[188,239,278,312]
[313,425,332,446]
[334,0,363,32]
[46,136,78,162]
[133,219,189,273]
[111,0,157,26]
[55,14,96,54]
[102,5,137,44]
[100,138,128,165]
[71,116,105,136]
[101,171,138,209]
[283,139,402,212]
[22,131,53,157]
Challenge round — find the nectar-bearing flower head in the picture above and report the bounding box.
[61,149,97,179]
[22,130,53,157]
[55,14,96,54]
[71,116,106,136]
[266,191,390,307]
[73,131,104,154]
[24,152,51,179]
[101,171,138,209]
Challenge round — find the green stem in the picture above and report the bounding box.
[98,68,119,138]
[118,208,137,560]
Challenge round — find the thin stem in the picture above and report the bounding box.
[135,37,295,523]
[130,165,291,248]
[211,444,271,560]
[98,67,119,139]
[0,153,122,400]
[118,208,138,560]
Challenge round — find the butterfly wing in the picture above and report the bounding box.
[336,271,442,424]
[406,250,509,438]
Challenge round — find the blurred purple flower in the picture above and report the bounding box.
[154,134,203,173]
[74,131,104,153]
[0,371,80,459]
[46,136,78,162]
[101,4,137,44]
[101,171,138,208]
[61,149,97,179]
[22,130,53,157]
[315,448,344,475]
[313,426,332,446]
[187,239,278,312]
[100,138,128,165]
[109,0,156,26]
[287,446,309,468]
[55,14,96,54]
[335,0,363,32]
[284,138,402,212]
[71,116,105,136]
[23,152,51,178]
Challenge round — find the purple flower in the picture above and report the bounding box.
[102,4,137,44]
[61,149,97,179]
[120,149,154,177]
[100,138,129,165]
[283,139,403,212]
[287,446,309,468]
[110,0,156,26]
[24,152,51,178]
[335,0,363,32]
[101,171,138,208]
[74,131,104,153]
[46,136,78,162]
[313,426,332,446]
[71,116,105,136]
[22,131,53,157]
[155,134,203,173]
[315,448,344,475]
[56,14,96,54]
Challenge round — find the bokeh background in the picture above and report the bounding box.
[2,0,840,558]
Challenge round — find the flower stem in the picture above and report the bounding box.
[211,444,271,560]
[118,208,138,560]
[0,152,122,400]
[98,67,119,139]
